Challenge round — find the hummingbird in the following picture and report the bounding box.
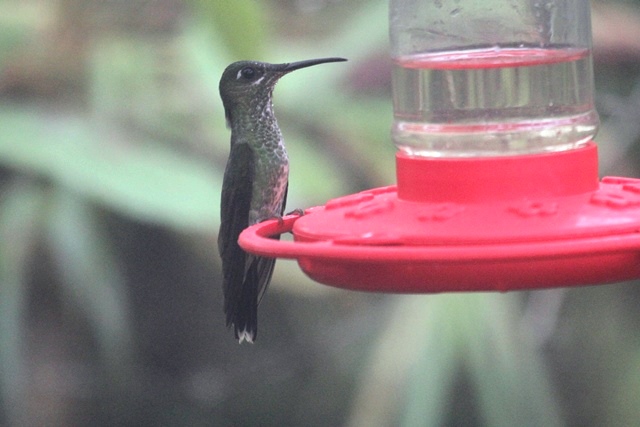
[218,57,347,343]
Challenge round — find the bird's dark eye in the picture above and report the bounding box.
[240,67,256,80]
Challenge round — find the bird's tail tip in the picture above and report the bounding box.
[236,328,256,344]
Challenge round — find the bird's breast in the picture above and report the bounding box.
[249,150,289,225]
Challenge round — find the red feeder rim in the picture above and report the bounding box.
[239,142,640,292]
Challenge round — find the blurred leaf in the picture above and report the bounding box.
[285,128,353,205]
[0,179,47,425]
[347,295,456,427]
[189,0,268,59]
[349,294,563,426]
[460,294,562,427]
[400,296,460,427]
[45,189,135,383]
[0,107,220,231]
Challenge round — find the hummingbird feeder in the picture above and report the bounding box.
[239,0,640,292]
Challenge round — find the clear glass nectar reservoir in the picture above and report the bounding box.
[390,1,599,157]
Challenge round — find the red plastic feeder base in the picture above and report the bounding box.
[239,143,640,292]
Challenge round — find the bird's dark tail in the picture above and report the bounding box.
[224,254,277,343]
[226,274,258,344]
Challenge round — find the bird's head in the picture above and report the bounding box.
[219,58,346,127]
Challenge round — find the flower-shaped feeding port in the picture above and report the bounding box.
[239,1,640,293]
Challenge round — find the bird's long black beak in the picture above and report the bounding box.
[281,57,347,72]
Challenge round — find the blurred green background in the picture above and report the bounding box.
[1,0,640,426]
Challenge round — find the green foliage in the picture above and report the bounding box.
[190,0,268,59]
[0,108,221,230]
